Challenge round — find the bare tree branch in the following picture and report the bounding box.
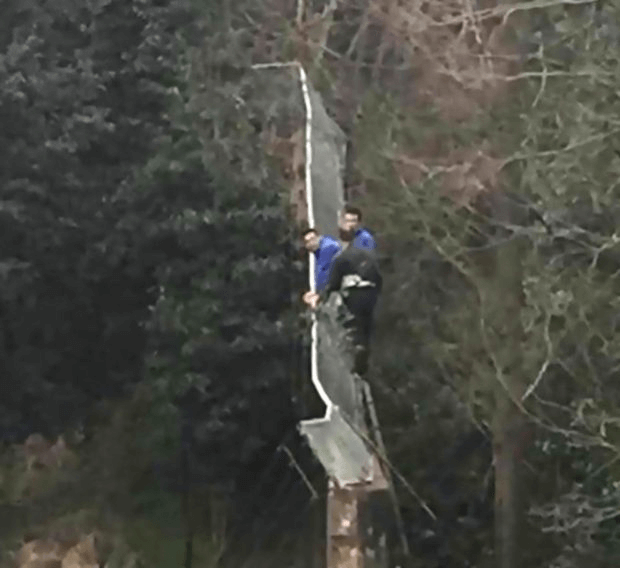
[522,313,553,401]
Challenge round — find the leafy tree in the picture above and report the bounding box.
[339,2,620,567]
[133,4,311,543]
[0,0,188,439]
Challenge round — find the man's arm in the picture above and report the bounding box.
[315,241,341,291]
[319,253,345,303]
[323,241,342,266]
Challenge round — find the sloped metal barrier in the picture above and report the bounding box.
[249,63,373,486]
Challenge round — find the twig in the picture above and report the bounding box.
[342,410,437,521]
[436,69,612,84]
[296,0,305,27]
[522,313,553,400]
[476,292,620,455]
[362,381,411,556]
[346,4,370,58]
[585,453,620,482]
[532,42,547,108]
[379,0,595,34]
[500,0,595,27]
[501,129,620,169]
[279,444,319,500]
[251,61,300,69]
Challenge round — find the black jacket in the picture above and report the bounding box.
[321,245,382,301]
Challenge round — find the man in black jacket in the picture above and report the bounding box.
[304,226,382,376]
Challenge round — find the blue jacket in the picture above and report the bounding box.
[353,227,377,251]
[314,235,342,291]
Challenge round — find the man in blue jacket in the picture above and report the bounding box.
[303,223,382,378]
[339,205,376,251]
[302,227,342,292]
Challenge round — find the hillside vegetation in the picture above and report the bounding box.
[2,1,620,567]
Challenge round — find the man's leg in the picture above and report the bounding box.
[340,307,366,375]
[343,288,378,378]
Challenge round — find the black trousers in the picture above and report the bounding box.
[341,287,379,377]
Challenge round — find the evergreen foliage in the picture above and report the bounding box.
[3,0,620,567]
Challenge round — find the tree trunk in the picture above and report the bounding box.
[181,419,194,568]
[481,195,531,568]
[493,392,528,568]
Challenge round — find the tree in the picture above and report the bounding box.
[342,2,620,566]
[0,0,189,438]
[137,4,310,546]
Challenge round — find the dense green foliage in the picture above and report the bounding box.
[0,0,178,438]
[342,3,620,567]
[0,0,307,543]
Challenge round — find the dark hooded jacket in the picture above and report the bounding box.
[320,245,382,301]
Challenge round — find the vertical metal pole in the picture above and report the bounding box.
[181,417,194,568]
[363,382,410,559]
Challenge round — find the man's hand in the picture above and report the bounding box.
[303,291,320,309]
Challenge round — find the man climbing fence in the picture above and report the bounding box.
[304,224,382,378]
[302,227,342,292]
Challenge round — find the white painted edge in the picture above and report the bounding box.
[250,61,332,414]
[298,65,333,413]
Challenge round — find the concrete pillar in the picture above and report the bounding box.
[327,456,390,568]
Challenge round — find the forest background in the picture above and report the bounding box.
[1,1,620,567]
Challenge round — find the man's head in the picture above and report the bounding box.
[340,205,363,233]
[302,228,321,252]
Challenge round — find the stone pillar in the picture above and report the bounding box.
[327,456,390,568]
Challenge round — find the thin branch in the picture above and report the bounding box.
[345,415,438,521]
[279,444,319,500]
[386,0,596,32]
[500,0,595,27]
[588,233,620,274]
[532,42,547,108]
[345,3,371,58]
[296,0,305,28]
[251,61,300,70]
[522,313,553,401]
[476,293,619,454]
[585,452,620,483]
[435,69,613,85]
[398,178,479,285]
[501,129,620,169]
